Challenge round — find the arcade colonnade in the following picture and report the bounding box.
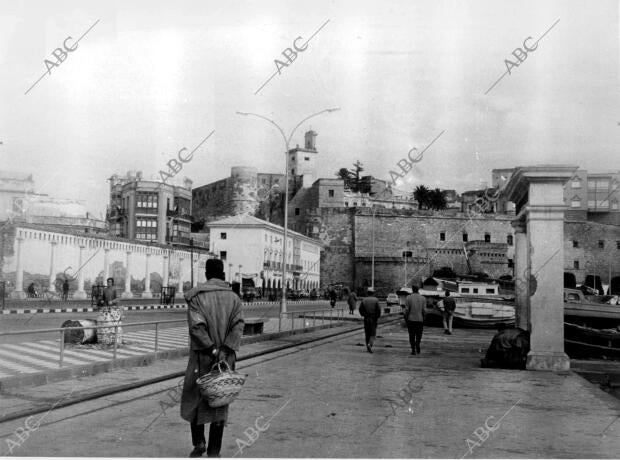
[7,226,213,299]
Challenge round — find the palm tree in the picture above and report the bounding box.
[428,188,447,210]
[350,160,365,192]
[336,168,353,188]
[413,185,431,209]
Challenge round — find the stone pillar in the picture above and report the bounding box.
[73,245,87,299]
[142,253,152,298]
[103,248,110,280]
[512,220,529,330]
[178,258,184,295]
[11,237,26,299]
[48,241,57,290]
[163,254,169,288]
[503,166,575,371]
[526,203,569,370]
[122,251,133,298]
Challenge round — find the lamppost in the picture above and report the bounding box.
[228,263,233,284]
[371,207,377,289]
[189,238,194,287]
[238,264,243,282]
[237,107,340,318]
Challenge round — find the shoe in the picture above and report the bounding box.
[366,344,373,353]
[411,351,417,355]
[447,331,452,335]
[444,330,450,334]
[190,443,206,458]
[416,347,421,354]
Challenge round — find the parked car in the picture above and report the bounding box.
[242,286,256,302]
[386,293,399,306]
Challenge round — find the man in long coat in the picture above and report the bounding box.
[347,289,358,315]
[180,259,245,457]
[358,287,381,353]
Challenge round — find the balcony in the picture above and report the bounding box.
[167,208,193,221]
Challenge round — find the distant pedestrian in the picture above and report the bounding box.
[438,291,456,335]
[347,289,358,314]
[98,277,123,346]
[62,279,70,301]
[404,285,426,355]
[359,287,381,353]
[329,289,337,308]
[181,258,245,458]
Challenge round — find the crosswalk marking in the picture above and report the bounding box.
[0,325,192,380]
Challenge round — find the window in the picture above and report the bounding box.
[220,232,227,240]
[508,258,514,268]
[486,288,495,294]
[295,208,300,216]
[507,235,513,246]
[440,232,445,241]
[472,288,479,294]
[304,156,310,161]
[484,234,491,243]
[220,251,227,261]
[598,240,605,249]
[598,200,609,208]
[573,240,579,248]
[461,288,470,293]
[571,178,581,189]
[291,168,295,175]
[617,241,620,249]
[574,260,579,269]
[462,233,468,242]
[262,178,266,184]
[344,202,349,207]
[612,200,619,210]
[353,202,357,206]
[570,195,581,208]
[328,189,334,198]
[588,200,596,208]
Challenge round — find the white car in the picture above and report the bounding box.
[386,293,399,305]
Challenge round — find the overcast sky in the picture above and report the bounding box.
[0,0,618,217]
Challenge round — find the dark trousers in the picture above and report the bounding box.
[363,317,378,346]
[406,321,424,352]
[191,419,225,457]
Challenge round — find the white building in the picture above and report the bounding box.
[207,215,321,292]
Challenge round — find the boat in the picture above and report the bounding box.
[563,289,620,329]
[564,322,620,359]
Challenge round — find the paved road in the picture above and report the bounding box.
[1,323,617,458]
[0,301,346,344]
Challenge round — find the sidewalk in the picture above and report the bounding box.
[1,321,618,457]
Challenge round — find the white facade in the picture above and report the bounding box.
[208,215,321,291]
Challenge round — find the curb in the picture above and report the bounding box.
[0,300,336,315]
[0,321,350,392]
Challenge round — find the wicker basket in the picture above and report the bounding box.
[196,361,248,408]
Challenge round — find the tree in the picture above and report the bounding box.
[336,168,353,188]
[350,160,365,192]
[428,188,447,210]
[413,185,431,209]
[254,189,285,226]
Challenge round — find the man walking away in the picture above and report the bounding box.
[358,287,381,353]
[347,289,358,315]
[404,285,426,355]
[181,259,245,458]
[438,291,456,334]
[62,279,69,301]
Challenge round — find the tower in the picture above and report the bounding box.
[289,130,318,189]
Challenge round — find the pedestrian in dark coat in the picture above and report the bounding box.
[358,287,381,353]
[180,259,245,458]
[347,290,358,314]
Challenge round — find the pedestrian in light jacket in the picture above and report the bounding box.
[359,287,381,353]
[404,285,427,355]
[180,259,245,458]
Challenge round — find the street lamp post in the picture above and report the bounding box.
[371,207,376,289]
[237,108,340,319]
[228,263,233,284]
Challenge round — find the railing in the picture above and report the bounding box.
[0,319,186,368]
[277,307,348,333]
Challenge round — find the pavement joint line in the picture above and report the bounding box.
[0,318,399,425]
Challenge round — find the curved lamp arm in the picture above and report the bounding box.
[287,108,340,144]
[236,112,288,149]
